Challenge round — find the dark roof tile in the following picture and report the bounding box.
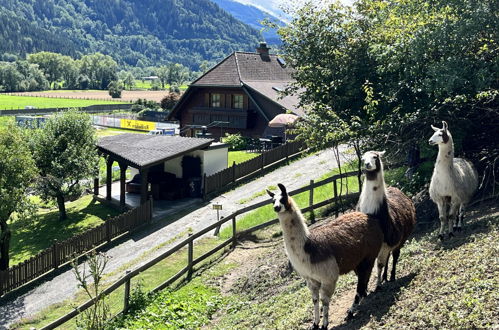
[97,134,214,168]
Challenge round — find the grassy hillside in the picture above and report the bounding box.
[112,200,498,329]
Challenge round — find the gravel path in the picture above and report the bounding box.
[0,146,353,328]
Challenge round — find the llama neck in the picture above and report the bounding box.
[358,168,386,215]
[436,137,454,167]
[278,208,309,244]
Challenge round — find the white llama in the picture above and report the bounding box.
[428,121,478,240]
[356,151,416,288]
[267,184,384,329]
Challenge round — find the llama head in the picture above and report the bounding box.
[267,183,291,213]
[429,121,451,145]
[361,151,385,173]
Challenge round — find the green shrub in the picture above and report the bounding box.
[222,133,247,151]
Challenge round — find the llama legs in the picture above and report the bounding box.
[348,258,375,319]
[307,279,321,329]
[376,244,391,288]
[390,248,401,281]
[436,200,448,240]
[455,204,466,232]
[319,282,336,329]
[449,203,460,235]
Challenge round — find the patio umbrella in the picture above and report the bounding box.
[268,113,299,127]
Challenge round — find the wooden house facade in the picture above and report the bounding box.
[168,43,303,139]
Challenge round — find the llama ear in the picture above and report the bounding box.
[266,189,275,198]
[277,183,287,196]
[442,121,448,131]
[377,151,386,157]
[431,125,439,132]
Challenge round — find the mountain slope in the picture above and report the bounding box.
[212,0,284,44]
[0,0,261,69]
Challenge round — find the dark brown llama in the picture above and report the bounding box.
[268,183,384,329]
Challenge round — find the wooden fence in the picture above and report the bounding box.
[0,199,152,297]
[40,167,368,329]
[203,141,304,198]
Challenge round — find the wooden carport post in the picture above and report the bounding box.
[106,156,113,200]
[119,162,128,210]
[140,168,149,205]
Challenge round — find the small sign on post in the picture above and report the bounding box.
[213,202,223,235]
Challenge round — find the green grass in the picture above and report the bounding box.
[237,185,277,204]
[14,235,228,329]
[227,151,260,166]
[9,195,122,265]
[219,162,360,239]
[132,80,189,90]
[0,95,123,110]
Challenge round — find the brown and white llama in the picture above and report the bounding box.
[428,121,478,240]
[356,151,416,288]
[267,184,384,329]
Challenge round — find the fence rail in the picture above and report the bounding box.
[203,141,304,198]
[41,166,374,329]
[0,199,152,297]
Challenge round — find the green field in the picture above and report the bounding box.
[133,80,189,90]
[227,151,260,166]
[0,94,123,110]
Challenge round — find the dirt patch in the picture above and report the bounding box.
[216,240,299,299]
[10,90,180,103]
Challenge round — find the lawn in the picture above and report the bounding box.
[227,151,260,166]
[219,161,361,239]
[0,94,123,110]
[9,194,122,265]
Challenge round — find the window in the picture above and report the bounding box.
[210,93,221,108]
[232,94,243,109]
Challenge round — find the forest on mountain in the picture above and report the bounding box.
[0,0,261,70]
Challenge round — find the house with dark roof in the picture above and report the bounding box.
[168,43,303,139]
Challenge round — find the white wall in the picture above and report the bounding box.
[203,147,228,176]
[163,146,228,178]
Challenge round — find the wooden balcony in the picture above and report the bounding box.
[191,107,248,129]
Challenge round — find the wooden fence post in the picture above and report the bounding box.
[286,143,289,163]
[333,179,339,217]
[187,233,194,279]
[232,216,237,249]
[309,180,315,224]
[261,153,265,172]
[123,270,131,314]
[232,161,236,183]
[0,270,6,296]
[106,220,112,243]
[52,241,59,269]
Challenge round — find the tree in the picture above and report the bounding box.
[31,110,99,221]
[160,92,181,111]
[156,65,169,89]
[108,80,122,98]
[280,0,498,166]
[28,51,65,88]
[123,72,135,90]
[0,124,37,270]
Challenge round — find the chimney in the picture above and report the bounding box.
[256,42,270,56]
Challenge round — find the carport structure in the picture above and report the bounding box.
[95,134,214,209]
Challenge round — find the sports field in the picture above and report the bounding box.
[0,94,124,110]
